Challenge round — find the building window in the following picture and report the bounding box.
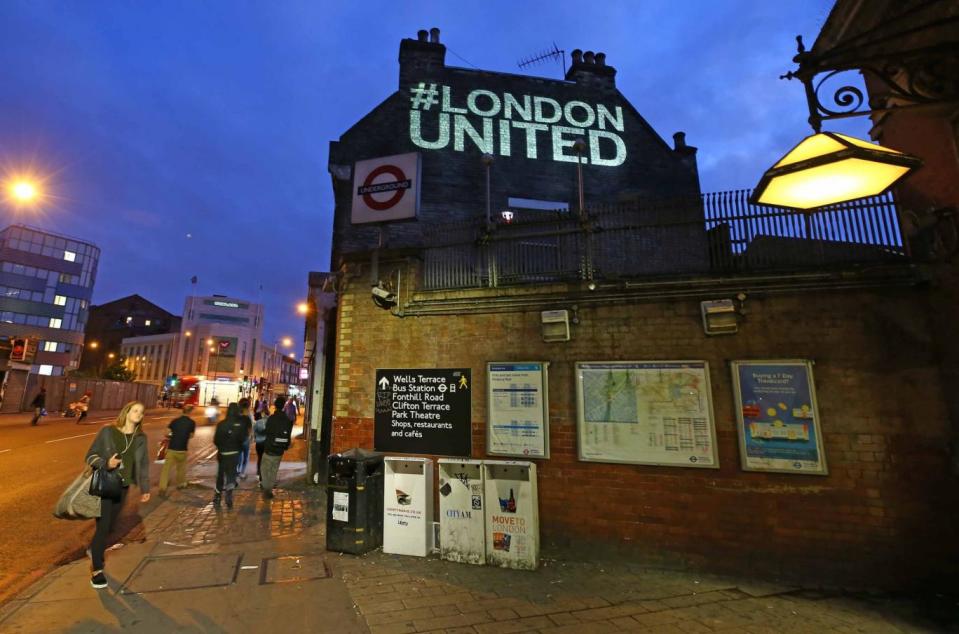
[49,318,62,329]
[43,341,57,352]
[53,295,67,306]
[63,251,76,262]
[145,319,152,326]
[38,364,53,376]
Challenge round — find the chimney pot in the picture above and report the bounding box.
[571,49,583,64]
[673,131,687,149]
[595,52,606,66]
[583,51,595,64]
[429,27,440,43]
[417,30,428,42]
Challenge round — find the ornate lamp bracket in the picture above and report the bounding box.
[782,34,959,133]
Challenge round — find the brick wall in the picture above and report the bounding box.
[329,268,957,587]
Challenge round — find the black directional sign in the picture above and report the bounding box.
[374,368,472,456]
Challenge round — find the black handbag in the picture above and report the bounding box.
[89,466,124,500]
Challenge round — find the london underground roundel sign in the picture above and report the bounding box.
[351,152,421,224]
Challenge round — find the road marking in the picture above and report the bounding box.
[46,432,97,444]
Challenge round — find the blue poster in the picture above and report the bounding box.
[733,361,826,474]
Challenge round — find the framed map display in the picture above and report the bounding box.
[730,360,827,475]
[575,361,719,468]
[486,362,549,458]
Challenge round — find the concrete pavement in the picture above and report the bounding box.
[1,452,954,633]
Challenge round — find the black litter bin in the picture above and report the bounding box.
[326,448,384,554]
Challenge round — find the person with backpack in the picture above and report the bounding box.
[212,403,246,509]
[260,396,294,499]
[30,388,46,425]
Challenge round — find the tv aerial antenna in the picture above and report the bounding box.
[518,42,566,76]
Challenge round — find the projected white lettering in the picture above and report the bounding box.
[409,83,627,167]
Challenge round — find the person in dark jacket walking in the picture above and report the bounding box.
[84,401,151,589]
[212,403,246,509]
[30,388,46,425]
[260,396,294,499]
[158,405,196,495]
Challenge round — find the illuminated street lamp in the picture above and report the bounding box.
[751,132,921,210]
[296,302,308,315]
[5,179,41,206]
[88,341,99,349]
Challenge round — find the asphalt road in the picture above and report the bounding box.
[0,407,219,606]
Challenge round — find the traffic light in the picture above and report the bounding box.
[10,338,28,362]
[167,373,179,388]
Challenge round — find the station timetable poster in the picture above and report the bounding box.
[575,361,719,468]
[374,368,471,456]
[731,360,827,475]
[486,362,549,458]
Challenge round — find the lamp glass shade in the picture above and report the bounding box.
[752,132,921,210]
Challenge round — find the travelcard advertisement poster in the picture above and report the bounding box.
[731,360,828,475]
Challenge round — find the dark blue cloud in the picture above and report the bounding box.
[0,0,870,343]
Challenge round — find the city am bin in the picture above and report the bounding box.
[326,448,384,555]
[438,458,485,565]
[383,457,433,557]
[483,460,539,570]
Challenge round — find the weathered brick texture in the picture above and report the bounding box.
[329,270,955,587]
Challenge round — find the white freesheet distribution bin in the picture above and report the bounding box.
[383,457,433,557]
[483,460,539,570]
[437,459,486,565]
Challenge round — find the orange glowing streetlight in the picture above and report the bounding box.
[88,341,99,349]
[281,337,293,347]
[3,172,47,208]
[296,302,308,315]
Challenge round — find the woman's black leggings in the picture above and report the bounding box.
[255,443,265,478]
[91,487,128,571]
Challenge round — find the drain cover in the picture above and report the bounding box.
[260,554,332,585]
[120,554,241,594]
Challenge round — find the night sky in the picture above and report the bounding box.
[0,0,868,346]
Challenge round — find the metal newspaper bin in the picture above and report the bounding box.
[483,460,539,570]
[326,448,384,555]
[438,459,486,565]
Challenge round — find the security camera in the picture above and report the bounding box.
[371,284,396,309]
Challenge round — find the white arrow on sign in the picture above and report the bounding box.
[378,376,390,390]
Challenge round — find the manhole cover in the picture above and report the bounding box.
[120,554,241,594]
[260,554,332,585]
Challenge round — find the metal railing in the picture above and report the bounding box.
[422,190,906,291]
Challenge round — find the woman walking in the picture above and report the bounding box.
[84,401,151,589]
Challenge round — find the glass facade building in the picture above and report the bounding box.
[0,224,99,376]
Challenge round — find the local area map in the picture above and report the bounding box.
[578,362,716,466]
